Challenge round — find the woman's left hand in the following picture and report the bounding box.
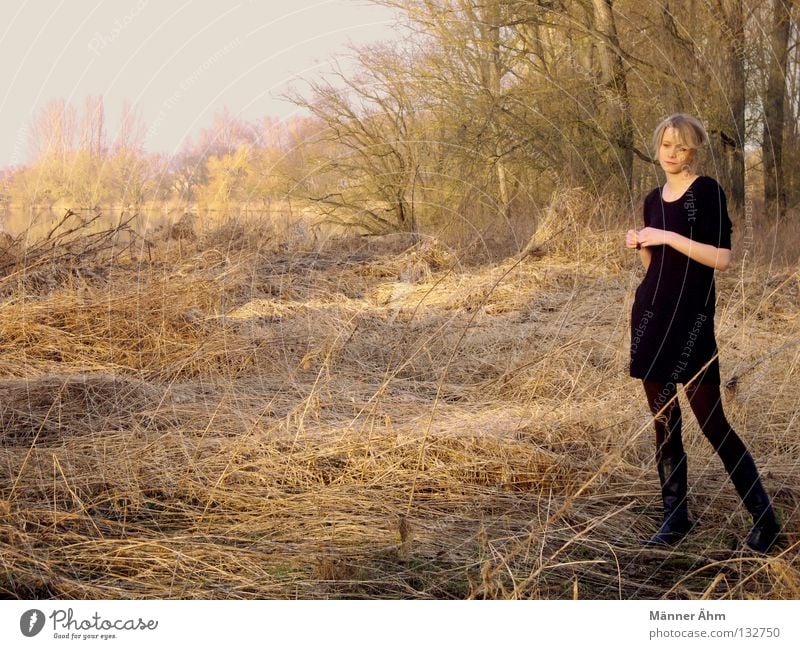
[636,227,673,248]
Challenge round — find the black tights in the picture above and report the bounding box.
[642,379,759,500]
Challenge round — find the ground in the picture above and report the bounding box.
[0,217,798,599]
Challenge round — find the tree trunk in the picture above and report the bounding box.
[762,0,791,218]
[722,0,745,208]
[590,0,634,191]
[476,0,512,220]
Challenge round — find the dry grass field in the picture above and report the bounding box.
[1,196,798,599]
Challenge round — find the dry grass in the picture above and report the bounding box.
[0,199,798,600]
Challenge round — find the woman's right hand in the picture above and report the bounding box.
[625,229,640,249]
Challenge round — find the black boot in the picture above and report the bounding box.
[746,498,780,554]
[726,451,781,553]
[641,453,692,547]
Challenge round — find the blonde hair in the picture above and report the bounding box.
[651,113,709,173]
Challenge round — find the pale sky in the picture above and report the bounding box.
[0,0,400,167]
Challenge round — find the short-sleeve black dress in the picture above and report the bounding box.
[629,175,733,386]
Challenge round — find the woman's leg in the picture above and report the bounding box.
[642,380,684,463]
[640,380,691,546]
[683,380,780,552]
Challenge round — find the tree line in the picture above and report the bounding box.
[2,0,797,235]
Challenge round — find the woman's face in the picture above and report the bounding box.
[659,127,694,175]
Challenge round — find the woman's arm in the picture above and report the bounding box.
[637,227,731,271]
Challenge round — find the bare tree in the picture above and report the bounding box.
[29,99,76,163]
[719,0,746,207]
[115,99,147,154]
[78,95,106,158]
[590,0,634,190]
[283,42,430,234]
[761,0,793,217]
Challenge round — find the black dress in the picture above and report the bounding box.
[629,175,733,386]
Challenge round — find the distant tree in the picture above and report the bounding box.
[198,146,252,208]
[113,100,147,154]
[168,150,209,203]
[193,107,260,159]
[78,95,107,159]
[169,108,259,203]
[29,98,77,163]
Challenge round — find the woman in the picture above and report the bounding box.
[625,113,781,553]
